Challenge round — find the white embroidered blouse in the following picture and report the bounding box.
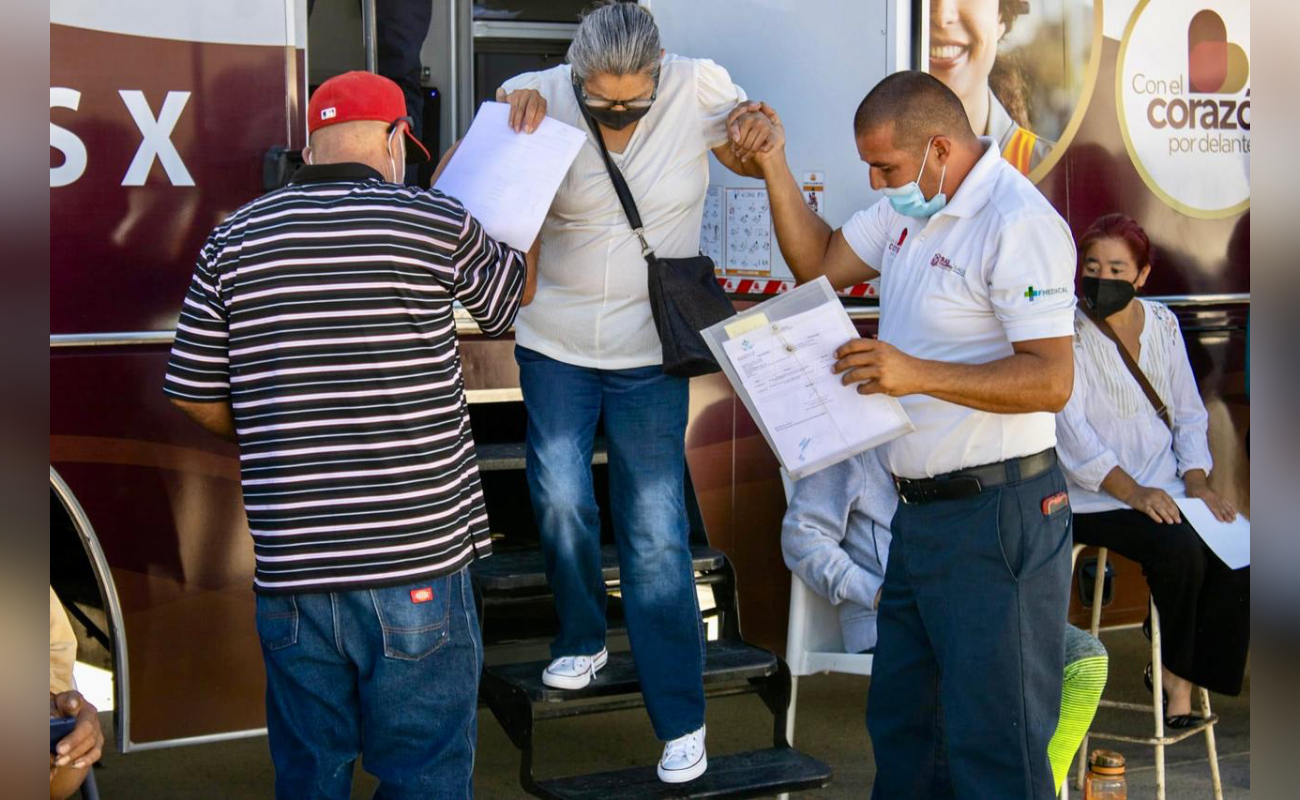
[1055,300,1214,513]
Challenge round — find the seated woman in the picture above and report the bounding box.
[1056,213,1250,727]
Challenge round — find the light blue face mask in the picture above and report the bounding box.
[882,137,947,218]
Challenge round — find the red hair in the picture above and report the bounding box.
[1078,213,1153,269]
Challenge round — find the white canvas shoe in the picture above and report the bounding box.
[657,724,707,784]
[540,648,608,690]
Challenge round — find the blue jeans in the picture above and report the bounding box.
[867,463,1072,800]
[515,345,705,741]
[256,568,482,799]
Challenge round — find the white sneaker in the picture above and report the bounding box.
[541,648,608,690]
[657,725,707,784]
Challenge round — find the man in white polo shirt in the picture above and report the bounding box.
[744,71,1076,798]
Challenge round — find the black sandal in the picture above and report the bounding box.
[1165,713,1217,730]
[1145,662,1218,729]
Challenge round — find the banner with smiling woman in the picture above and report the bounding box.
[926,0,1100,182]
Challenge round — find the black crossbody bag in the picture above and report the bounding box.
[573,85,735,377]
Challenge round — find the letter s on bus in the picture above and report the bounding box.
[51,88,87,188]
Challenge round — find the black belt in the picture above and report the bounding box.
[894,449,1057,505]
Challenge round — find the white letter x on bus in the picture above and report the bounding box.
[119,90,195,187]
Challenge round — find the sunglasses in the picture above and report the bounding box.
[573,74,659,111]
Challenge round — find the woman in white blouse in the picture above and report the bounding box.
[492,2,777,784]
[1056,213,1249,728]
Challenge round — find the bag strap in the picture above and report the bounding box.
[1084,308,1173,430]
[571,80,658,266]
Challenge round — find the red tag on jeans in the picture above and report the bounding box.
[1041,491,1069,516]
[410,587,433,604]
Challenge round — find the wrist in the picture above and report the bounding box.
[758,148,791,181]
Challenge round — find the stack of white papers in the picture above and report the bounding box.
[713,282,913,479]
[1174,497,1250,569]
[433,101,586,251]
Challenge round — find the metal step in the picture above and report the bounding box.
[472,544,726,593]
[533,747,832,799]
[486,639,777,705]
[475,438,608,472]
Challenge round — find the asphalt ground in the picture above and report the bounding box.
[86,627,1247,798]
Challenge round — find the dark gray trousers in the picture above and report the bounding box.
[868,463,1073,799]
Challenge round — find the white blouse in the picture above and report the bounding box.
[500,55,746,369]
[1055,300,1214,513]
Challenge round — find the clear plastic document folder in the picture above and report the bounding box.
[702,277,913,481]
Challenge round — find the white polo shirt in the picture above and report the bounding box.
[841,138,1076,479]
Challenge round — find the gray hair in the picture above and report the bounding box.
[567,2,661,81]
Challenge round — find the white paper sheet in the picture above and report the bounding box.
[721,304,912,476]
[1174,498,1250,569]
[433,101,586,251]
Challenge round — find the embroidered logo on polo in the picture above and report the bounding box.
[1024,286,1070,301]
[929,252,965,276]
[888,228,909,255]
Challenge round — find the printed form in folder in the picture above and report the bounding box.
[708,278,913,480]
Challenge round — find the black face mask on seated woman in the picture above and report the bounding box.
[572,78,656,131]
[1081,276,1137,318]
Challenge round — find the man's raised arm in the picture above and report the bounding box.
[733,102,878,289]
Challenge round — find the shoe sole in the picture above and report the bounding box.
[541,650,608,690]
[657,753,707,784]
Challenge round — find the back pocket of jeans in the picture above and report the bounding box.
[255,594,299,651]
[370,578,451,661]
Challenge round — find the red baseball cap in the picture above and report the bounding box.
[307,71,431,163]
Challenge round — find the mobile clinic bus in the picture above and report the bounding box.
[51,0,1247,782]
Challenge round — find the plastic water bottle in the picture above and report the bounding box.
[1084,749,1127,800]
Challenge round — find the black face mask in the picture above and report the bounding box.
[584,104,652,130]
[1081,276,1137,318]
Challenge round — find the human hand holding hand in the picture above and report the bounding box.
[833,338,928,397]
[727,101,784,166]
[495,87,547,133]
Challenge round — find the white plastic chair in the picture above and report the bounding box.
[778,469,874,750]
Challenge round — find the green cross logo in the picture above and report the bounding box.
[1025,286,1037,300]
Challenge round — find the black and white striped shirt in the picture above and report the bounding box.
[164,163,524,594]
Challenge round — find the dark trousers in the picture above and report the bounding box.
[1073,509,1250,695]
[867,464,1073,800]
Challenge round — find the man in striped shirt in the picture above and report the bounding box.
[164,71,532,799]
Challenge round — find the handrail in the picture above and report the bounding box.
[361,0,377,73]
[49,294,1249,347]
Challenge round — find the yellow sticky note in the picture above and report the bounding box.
[724,312,770,339]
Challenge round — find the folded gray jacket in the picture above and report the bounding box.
[781,448,898,654]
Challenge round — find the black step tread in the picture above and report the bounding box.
[475,439,608,472]
[486,639,775,703]
[473,544,726,592]
[535,747,832,799]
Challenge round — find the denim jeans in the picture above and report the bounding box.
[867,462,1072,800]
[256,568,482,799]
[515,345,706,741]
